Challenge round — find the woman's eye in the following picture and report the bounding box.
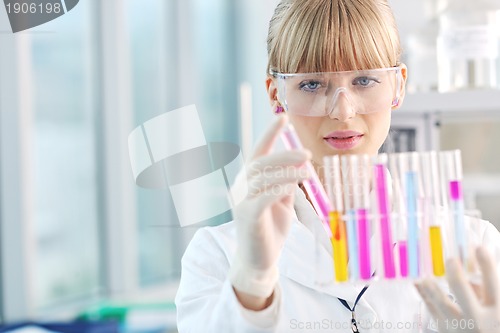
[299,80,322,92]
[353,76,380,87]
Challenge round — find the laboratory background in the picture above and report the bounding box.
[0,0,499,332]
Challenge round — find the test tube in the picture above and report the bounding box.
[404,152,420,279]
[341,155,359,281]
[352,154,372,280]
[440,150,467,264]
[421,151,445,277]
[324,155,348,282]
[388,153,408,278]
[281,124,332,238]
[373,154,396,279]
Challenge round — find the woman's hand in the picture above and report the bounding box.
[229,115,311,308]
[416,246,500,333]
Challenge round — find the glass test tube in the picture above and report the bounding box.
[373,154,396,279]
[341,155,359,281]
[441,150,467,265]
[352,154,372,280]
[421,151,445,277]
[404,152,420,279]
[324,155,348,282]
[281,124,332,238]
[389,153,408,278]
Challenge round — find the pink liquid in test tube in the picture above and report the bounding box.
[357,208,371,279]
[281,124,332,238]
[374,163,396,278]
[398,241,408,277]
[450,180,466,263]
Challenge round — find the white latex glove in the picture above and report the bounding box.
[416,246,500,333]
[228,115,311,298]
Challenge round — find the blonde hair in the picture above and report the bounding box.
[267,0,401,74]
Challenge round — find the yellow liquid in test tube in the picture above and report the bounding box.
[430,226,445,276]
[330,211,348,282]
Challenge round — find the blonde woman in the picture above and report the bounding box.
[175,0,500,332]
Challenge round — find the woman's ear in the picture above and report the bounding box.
[392,63,408,110]
[265,76,281,114]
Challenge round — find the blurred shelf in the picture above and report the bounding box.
[463,174,500,195]
[400,90,500,114]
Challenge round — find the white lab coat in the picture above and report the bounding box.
[175,187,500,333]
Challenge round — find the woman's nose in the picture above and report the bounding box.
[327,89,356,121]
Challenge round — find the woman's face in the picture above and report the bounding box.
[266,65,407,168]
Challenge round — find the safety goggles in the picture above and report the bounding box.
[271,67,402,117]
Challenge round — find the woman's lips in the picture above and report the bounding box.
[323,130,363,150]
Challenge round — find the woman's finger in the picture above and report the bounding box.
[476,246,500,306]
[247,166,310,198]
[250,115,288,160]
[246,150,311,178]
[446,258,481,318]
[416,282,448,328]
[252,182,297,212]
[416,280,462,322]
